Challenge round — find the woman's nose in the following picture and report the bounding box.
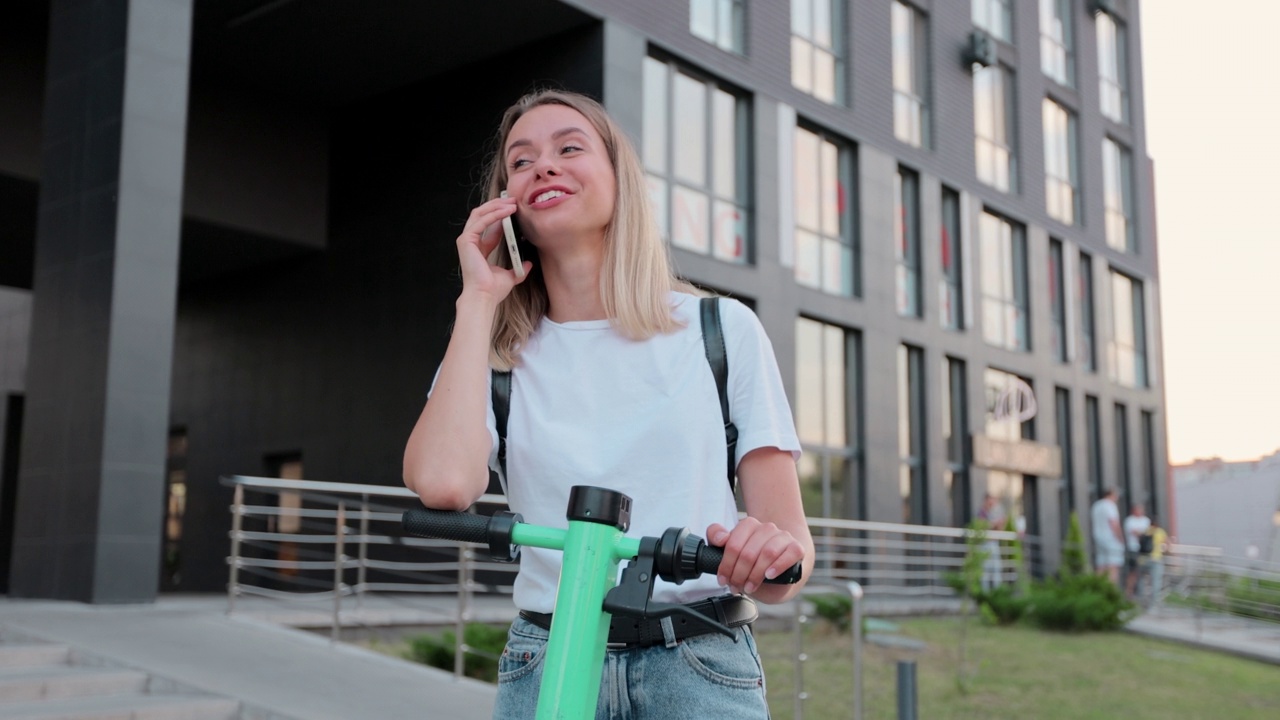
[534,155,560,177]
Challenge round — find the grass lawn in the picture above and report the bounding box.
[755,616,1280,720]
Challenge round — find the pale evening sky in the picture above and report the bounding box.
[1141,0,1280,464]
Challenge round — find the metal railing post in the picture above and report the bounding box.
[792,594,808,720]
[848,581,864,720]
[227,483,244,615]
[455,543,473,679]
[332,502,346,643]
[357,498,370,611]
[896,660,918,720]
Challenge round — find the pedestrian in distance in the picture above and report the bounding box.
[1090,488,1125,586]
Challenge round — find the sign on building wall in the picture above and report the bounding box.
[972,435,1063,478]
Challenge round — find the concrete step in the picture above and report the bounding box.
[0,647,70,670]
[0,693,239,720]
[0,666,149,703]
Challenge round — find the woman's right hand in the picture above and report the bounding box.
[456,195,531,301]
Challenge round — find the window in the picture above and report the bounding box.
[643,58,751,263]
[1115,403,1132,512]
[1141,410,1158,512]
[796,317,863,520]
[1085,394,1102,500]
[941,187,965,330]
[974,65,1016,192]
[1055,387,1075,537]
[973,0,1013,42]
[794,124,857,296]
[943,357,971,526]
[267,453,304,578]
[892,2,929,147]
[1040,0,1074,86]
[1043,98,1079,225]
[1109,269,1148,387]
[1103,138,1135,252]
[984,368,1034,529]
[899,345,927,524]
[979,211,1029,351]
[691,0,745,54]
[1078,250,1097,372]
[895,167,922,318]
[1096,11,1129,124]
[1049,239,1068,362]
[792,0,844,104]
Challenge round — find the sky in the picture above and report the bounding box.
[1140,0,1280,465]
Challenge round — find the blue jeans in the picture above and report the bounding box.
[493,616,770,719]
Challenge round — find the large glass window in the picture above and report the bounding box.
[1103,137,1135,252]
[796,317,863,519]
[1078,250,1097,372]
[979,211,1029,352]
[899,345,927,524]
[1109,269,1148,388]
[1085,394,1103,500]
[895,167,922,318]
[984,368,1034,530]
[943,357,970,526]
[1115,402,1132,513]
[794,124,857,296]
[1141,410,1158,512]
[1096,11,1129,124]
[1050,239,1068,363]
[1043,98,1079,225]
[1055,387,1075,537]
[1040,0,1074,86]
[892,1,929,147]
[974,65,1016,192]
[792,0,844,104]
[691,0,745,54]
[941,187,965,330]
[643,57,751,263]
[973,0,1013,42]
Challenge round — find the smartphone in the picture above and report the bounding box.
[499,191,526,279]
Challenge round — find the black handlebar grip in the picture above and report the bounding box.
[694,543,803,585]
[403,508,492,545]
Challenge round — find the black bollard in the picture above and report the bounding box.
[896,660,918,720]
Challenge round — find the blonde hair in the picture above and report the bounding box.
[480,89,697,370]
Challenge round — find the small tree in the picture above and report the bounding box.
[950,519,990,694]
[1060,511,1088,579]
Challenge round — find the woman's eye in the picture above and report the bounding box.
[510,158,530,169]
[560,144,583,154]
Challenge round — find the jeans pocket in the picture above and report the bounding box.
[498,620,549,683]
[676,629,765,690]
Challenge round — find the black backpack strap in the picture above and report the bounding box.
[701,297,739,492]
[492,369,512,482]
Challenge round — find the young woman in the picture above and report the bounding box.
[404,89,813,719]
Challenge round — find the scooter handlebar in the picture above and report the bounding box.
[693,543,803,585]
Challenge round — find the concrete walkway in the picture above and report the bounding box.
[1126,605,1280,665]
[0,595,498,720]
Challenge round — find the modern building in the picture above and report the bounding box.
[0,0,1167,602]
[1173,452,1280,562]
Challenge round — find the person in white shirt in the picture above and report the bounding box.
[1122,503,1151,599]
[1090,488,1125,585]
[403,90,814,719]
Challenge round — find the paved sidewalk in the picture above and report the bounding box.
[1126,605,1280,665]
[0,595,498,720]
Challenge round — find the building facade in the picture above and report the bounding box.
[1173,452,1280,562]
[0,0,1167,600]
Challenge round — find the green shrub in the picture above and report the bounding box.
[407,623,509,682]
[810,593,854,632]
[1027,574,1135,632]
[1224,577,1280,621]
[1060,512,1089,578]
[978,585,1030,625]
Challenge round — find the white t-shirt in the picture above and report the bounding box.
[1091,498,1121,548]
[1123,515,1151,553]
[486,292,801,613]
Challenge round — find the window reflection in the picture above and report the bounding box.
[794,125,856,296]
[796,317,862,519]
[979,211,1028,351]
